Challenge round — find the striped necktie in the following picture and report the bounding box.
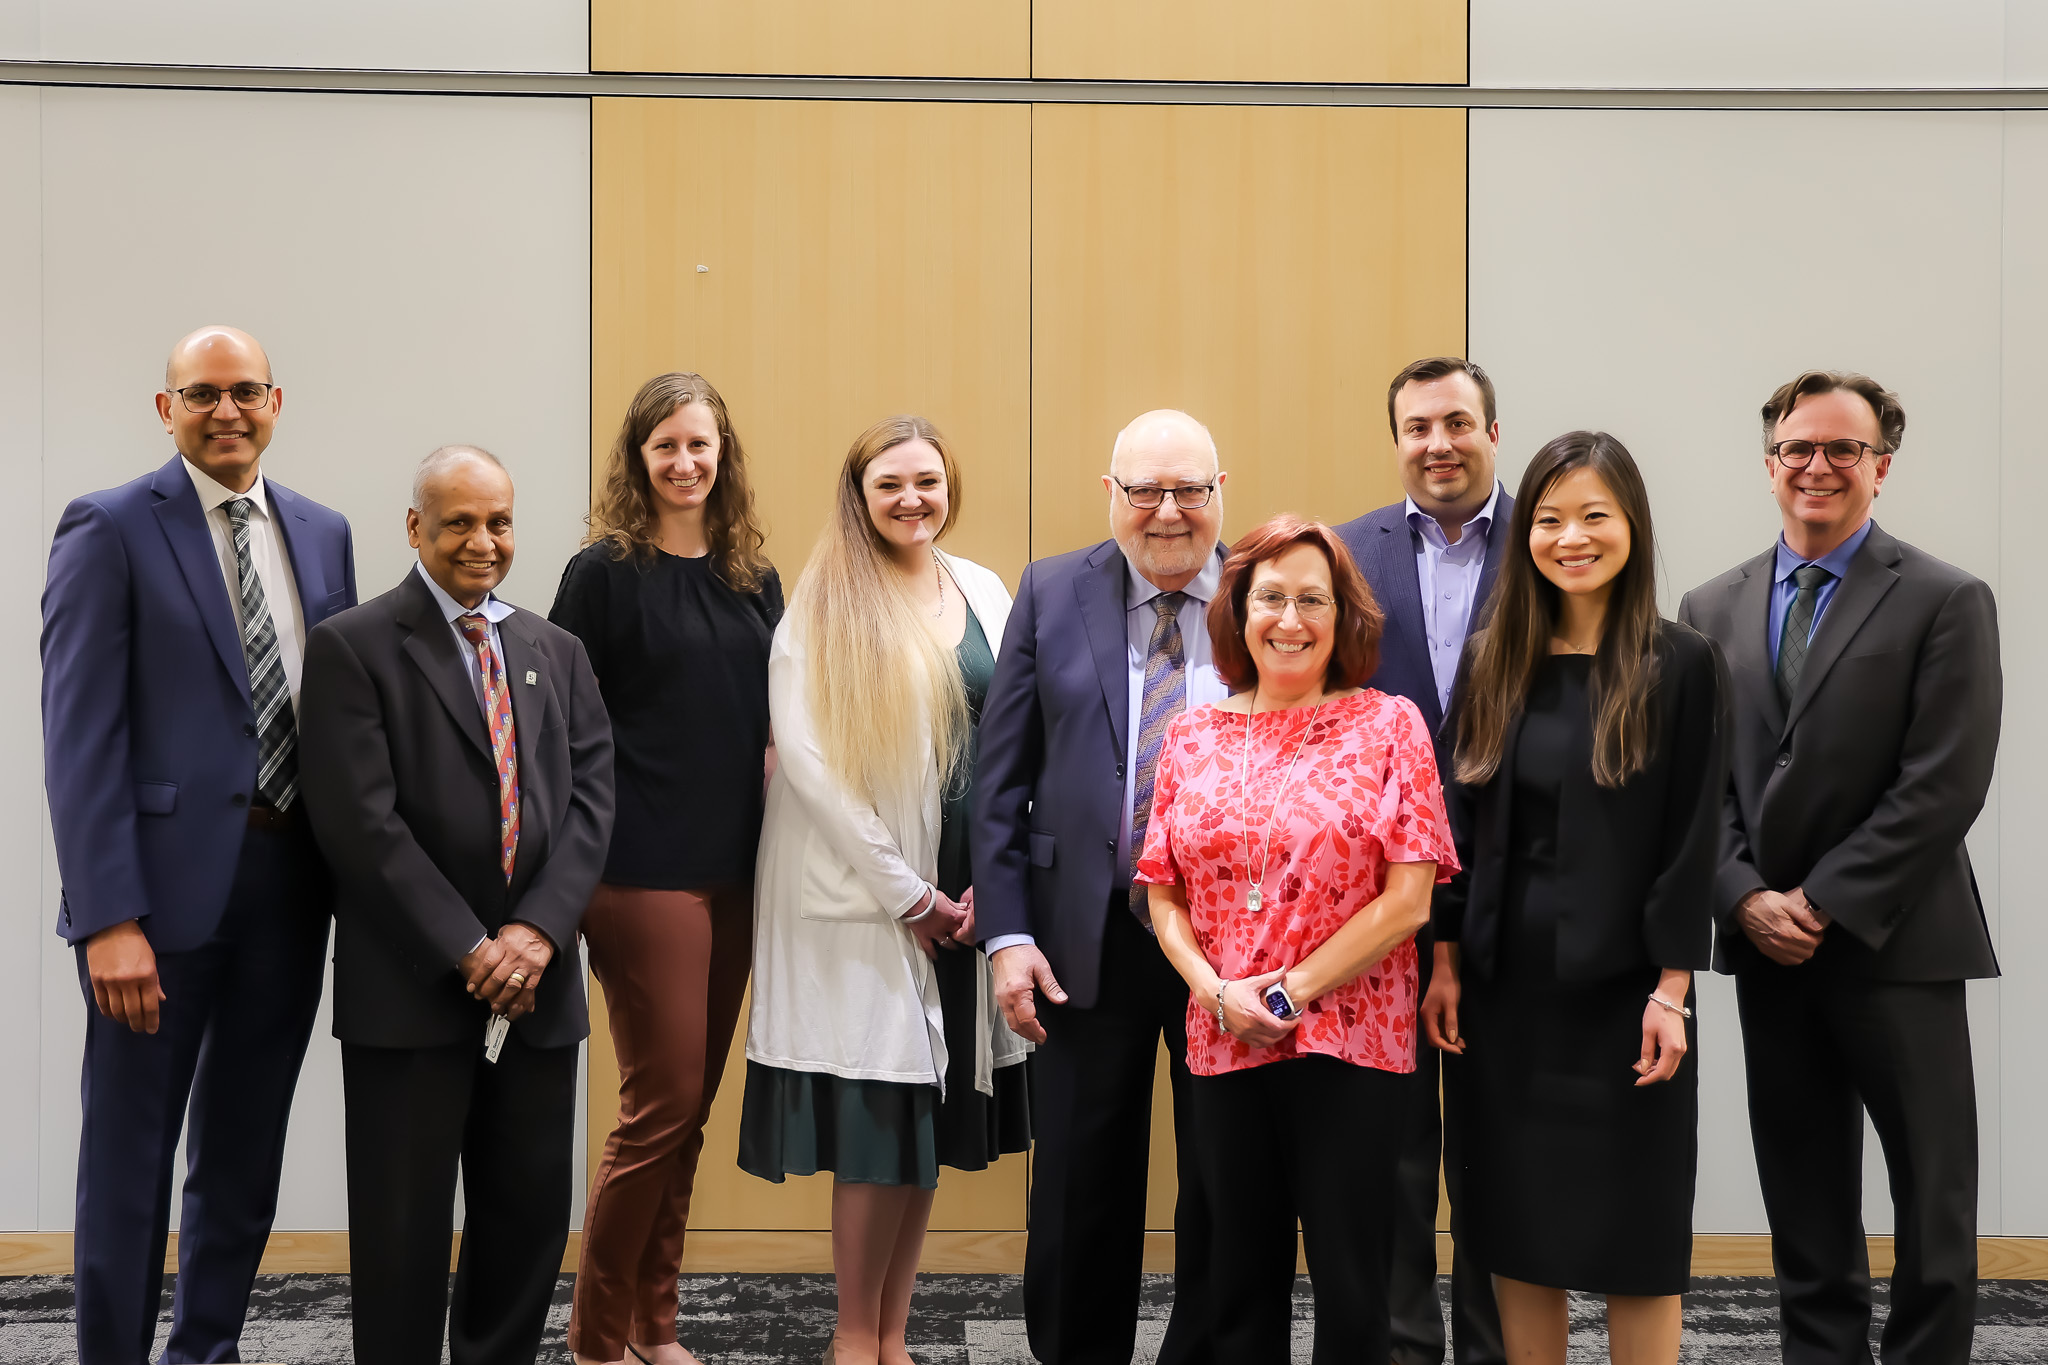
[1775,564,1832,708]
[1129,591,1187,931]
[456,613,520,881]
[223,498,298,810]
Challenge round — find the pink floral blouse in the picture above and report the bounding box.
[1135,690,1459,1077]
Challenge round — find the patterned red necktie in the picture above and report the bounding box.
[456,613,519,881]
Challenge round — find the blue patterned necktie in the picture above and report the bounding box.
[1776,564,1832,708]
[224,498,298,810]
[1129,591,1188,930]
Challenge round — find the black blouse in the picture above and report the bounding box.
[549,542,783,889]
[1436,620,1729,982]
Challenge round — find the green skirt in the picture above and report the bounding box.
[737,1062,942,1190]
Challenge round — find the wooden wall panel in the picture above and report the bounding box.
[591,96,1033,1231]
[594,0,1029,78]
[1030,104,1468,561]
[1032,0,1466,84]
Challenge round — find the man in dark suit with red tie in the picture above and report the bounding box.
[1335,356,1510,1365]
[44,325,356,1365]
[299,446,613,1365]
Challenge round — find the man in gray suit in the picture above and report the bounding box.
[1678,371,1999,1365]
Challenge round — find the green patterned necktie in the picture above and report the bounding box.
[1775,564,1832,708]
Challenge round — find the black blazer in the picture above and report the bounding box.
[1435,620,1727,982]
[971,537,1227,1009]
[1333,492,1514,737]
[1677,522,2000,981]
[299,569,615,1049]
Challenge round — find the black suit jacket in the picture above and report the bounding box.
[300,569,615,1048]
[1435,621,1727,982]
[1678,522,2000,981]
[971,537,1227,1009]
[1334,493,1514,737]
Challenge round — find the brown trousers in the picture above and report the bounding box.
[568,881,753,1358]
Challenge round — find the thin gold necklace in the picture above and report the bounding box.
[1239,690,1322,913]
[931,550,945,619]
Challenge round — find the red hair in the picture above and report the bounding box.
[1208,515,1383,692]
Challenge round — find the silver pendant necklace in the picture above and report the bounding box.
[1240,690,1322,913]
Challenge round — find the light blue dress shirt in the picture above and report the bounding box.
[414,560,517,714]
[1766,519,1873,669]
[1404,480,1503,715]
[984,550,1229,959]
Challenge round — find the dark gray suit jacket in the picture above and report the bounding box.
[1677,521,2000,981]
[300,569,615,1048]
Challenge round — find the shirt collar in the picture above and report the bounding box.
[1125,546,1224,610]
[1774,518,1874,585]
[181,456,271,519]
[414,559,516,624]
[1403,479,1503,549]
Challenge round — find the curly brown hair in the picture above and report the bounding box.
[589,371,771,592]
[1207,515,1384,692]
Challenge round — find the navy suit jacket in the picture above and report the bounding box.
[1333,494,1514,737]
[971,537,1226,1010]
[42,454,357,952]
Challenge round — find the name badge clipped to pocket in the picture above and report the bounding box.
[524,670,537,686]
[484,1013,509,1063]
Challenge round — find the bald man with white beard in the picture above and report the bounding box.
[973,411,1225,1365]
[44,326,357,1364]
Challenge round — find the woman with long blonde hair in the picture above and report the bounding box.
[553,372,780,1365]
[739,416,1030,1365]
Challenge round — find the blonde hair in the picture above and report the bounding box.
[589,371,771,592]
[792,415,968,802]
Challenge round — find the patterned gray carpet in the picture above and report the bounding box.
[4,1274,2046,1363]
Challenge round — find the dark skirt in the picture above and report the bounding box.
[737,946,1031,1190]
[1458,866,1698,1296]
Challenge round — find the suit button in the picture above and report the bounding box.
[1116,764,1125,780]
[244,723,257,737]
[1106,839,1116,852]
[231,793,248,807]
[1776,753,1790,767]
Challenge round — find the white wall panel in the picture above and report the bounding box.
[1470,1,2005,89]
[31,85,590,1231]
[0,86,45,1233]
[2,0,587,73]
[1468,107,2012,1233]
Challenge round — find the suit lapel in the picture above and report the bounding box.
[497,611,546,777]
[1473,491,1514,627]
[148,459,251,706]
[1372,514,1431,695]
[1782,526,1901,737]
[396,573,494,763]
[1724,550,1785,736]
[1077,543,1131,759]
[266,480,327,622]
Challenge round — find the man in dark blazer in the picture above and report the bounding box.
[974,409,1226,1365]
[1334,356,1510,1365]
[1678,371,1999,1365]
[43,326,356,1365]
[299,446,613,1365]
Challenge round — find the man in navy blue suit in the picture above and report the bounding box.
[43,326,356,1365]
[974,409,1226,1365]
[1334,356,1511,1365]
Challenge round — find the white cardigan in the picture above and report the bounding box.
[746,550,1030,1097]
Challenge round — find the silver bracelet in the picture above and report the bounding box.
[1214,979,1234,1029]
[1649,992,1693,1020]
[901,889,938,925]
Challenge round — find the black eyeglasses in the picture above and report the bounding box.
[169,382,274,413]
[1114,479,1214,510]
[1770,439,1879,470]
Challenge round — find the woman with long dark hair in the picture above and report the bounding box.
[1421,432,1725,1365]
[554,372,780,1365]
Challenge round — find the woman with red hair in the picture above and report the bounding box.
[1135,514,1458,1362]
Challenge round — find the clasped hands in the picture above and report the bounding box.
[1736,885,1831,965]
[903,886,979,961]
[461,922,555,1022]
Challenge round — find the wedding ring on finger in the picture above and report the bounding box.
[507,972,528,987]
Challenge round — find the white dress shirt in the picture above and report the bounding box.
[986,550,1229,959]
[182,457,308,706]
[413,560,517,714]
[1404,479,1504,716]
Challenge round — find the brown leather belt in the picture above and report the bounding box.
[246,800,300,831]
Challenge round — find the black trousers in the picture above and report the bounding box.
[1188,1055,1407,1365]
[342,1031,579,1365]
[1025,906,1214,1365]
[1389,942,1505,1365]
[1735,968,1978,1365]
[73,819,329,1365]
